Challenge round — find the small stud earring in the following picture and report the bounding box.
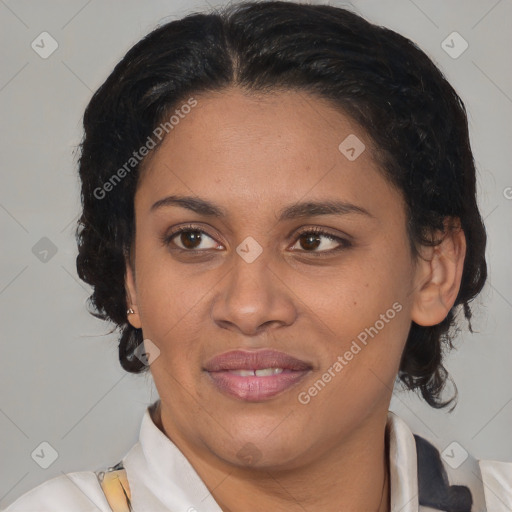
[127,308,135,315]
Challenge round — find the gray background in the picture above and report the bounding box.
[1,0,511,507]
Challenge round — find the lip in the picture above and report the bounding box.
[203,349,312,401]
[204,349,312,372]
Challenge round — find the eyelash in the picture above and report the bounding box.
[160,224,351,256]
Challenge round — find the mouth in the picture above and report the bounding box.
[203,349,313,401]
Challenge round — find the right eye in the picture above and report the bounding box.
[161,225,223,252]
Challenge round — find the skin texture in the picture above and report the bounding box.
[125,87,466,512]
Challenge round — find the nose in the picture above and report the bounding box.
[210,251,297,337]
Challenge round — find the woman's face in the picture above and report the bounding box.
[126,88,424,470]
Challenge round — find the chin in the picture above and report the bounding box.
[210,427,309,471]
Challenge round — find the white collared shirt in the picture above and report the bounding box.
[4,404,511,511]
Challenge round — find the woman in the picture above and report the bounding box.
[4,1,510,511]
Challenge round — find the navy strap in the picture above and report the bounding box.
[415,434,487,511]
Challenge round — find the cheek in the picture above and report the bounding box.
[314,242,414,379]
[306,303,410,424]
[319,250,413,331]
[135,258,207,355]
[137,239,198,309]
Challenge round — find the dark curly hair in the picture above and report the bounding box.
[76,0,487,409]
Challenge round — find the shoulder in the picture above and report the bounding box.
[413,430,512,511]
[387,411,512,511]
[478,459,512,511]
[3,471,111,512]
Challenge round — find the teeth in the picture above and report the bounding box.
[228,368,284,377]
[230,369,256,377]
[255,368,284,376]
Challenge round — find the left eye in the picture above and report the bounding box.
[290,230,347,253]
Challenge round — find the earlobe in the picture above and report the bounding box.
[411,221,466,327]
[125,259,142,329]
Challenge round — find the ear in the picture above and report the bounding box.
[411,219,466,327]
[125,258,142,329]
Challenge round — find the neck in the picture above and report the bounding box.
[152,401,390,512]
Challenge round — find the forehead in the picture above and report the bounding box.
[136,88,401,218]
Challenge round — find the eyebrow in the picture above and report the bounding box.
[150,195,373,221]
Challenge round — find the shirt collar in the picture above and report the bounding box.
[123,402,421,511]
[387,410,420,511]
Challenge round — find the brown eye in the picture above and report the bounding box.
[291,229,349,253]
[298,233,323,251]
[163,227,219,252]
[177,230,203,250]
